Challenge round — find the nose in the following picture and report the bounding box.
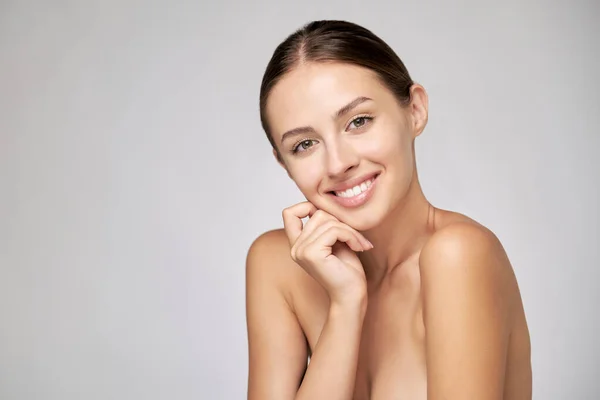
[325,139,360,177]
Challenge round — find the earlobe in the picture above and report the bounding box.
[410,84,429,137]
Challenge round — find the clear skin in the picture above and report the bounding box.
[246,61,532,400]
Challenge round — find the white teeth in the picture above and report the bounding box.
[334,178,375,198]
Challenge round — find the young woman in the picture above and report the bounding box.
[246,20,532,400]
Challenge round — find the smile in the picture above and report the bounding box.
[334,177,375,198]
[327,173,379,208]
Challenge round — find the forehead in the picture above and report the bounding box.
[266,62,392,138]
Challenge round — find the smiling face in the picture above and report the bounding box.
[265,62,428,231]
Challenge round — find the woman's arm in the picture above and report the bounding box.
[295,297,366,400]
[246,230,367,400]
[246,231,308,399]
[419,222,514,400]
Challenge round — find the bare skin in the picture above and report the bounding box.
[246,61,532,399]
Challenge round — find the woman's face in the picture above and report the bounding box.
[266,62,428,231]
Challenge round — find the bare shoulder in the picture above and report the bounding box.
[246,229,300,303]
[247,228,293,266]
[419,214,516,308]
[418,213,528,397]
[421,217,507,266]
[422,206,510,266]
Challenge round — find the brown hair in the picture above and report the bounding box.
[259,20,415,153]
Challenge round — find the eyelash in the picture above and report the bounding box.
[346,114,374,131]
[289,114,375,154]
[291,138,316,154]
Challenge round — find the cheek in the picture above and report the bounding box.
[360,126,410,162]
[288,161,323,193]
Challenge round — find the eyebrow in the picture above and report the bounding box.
[334,96,373,120]
[280,96,373,144]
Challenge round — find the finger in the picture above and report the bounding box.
[282,202,318,246]
[310,219,373,251]
[303,223,368,254]
[315,225,367,254]
[298,209,337,240]
[291,210,339,261]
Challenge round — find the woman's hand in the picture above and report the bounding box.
[282,202,373,305]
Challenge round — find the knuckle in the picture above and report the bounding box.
[290,244,297,259]
[312,210,326,219]
[293,244,305,260]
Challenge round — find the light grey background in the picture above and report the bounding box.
[1,0,598,399]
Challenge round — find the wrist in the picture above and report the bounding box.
[329,292,368,317]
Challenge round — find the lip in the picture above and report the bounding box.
[327,172,380,192]
[326,173,380,208]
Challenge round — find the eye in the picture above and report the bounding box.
[293,139,317,154]
[347,116,373,130]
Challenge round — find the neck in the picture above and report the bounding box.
[358,173,436,285]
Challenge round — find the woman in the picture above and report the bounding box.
[246,20,532,400]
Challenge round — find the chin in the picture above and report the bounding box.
[309,188,390,232]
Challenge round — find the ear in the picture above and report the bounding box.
[273,148,292,178]
[409,83,429,138]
